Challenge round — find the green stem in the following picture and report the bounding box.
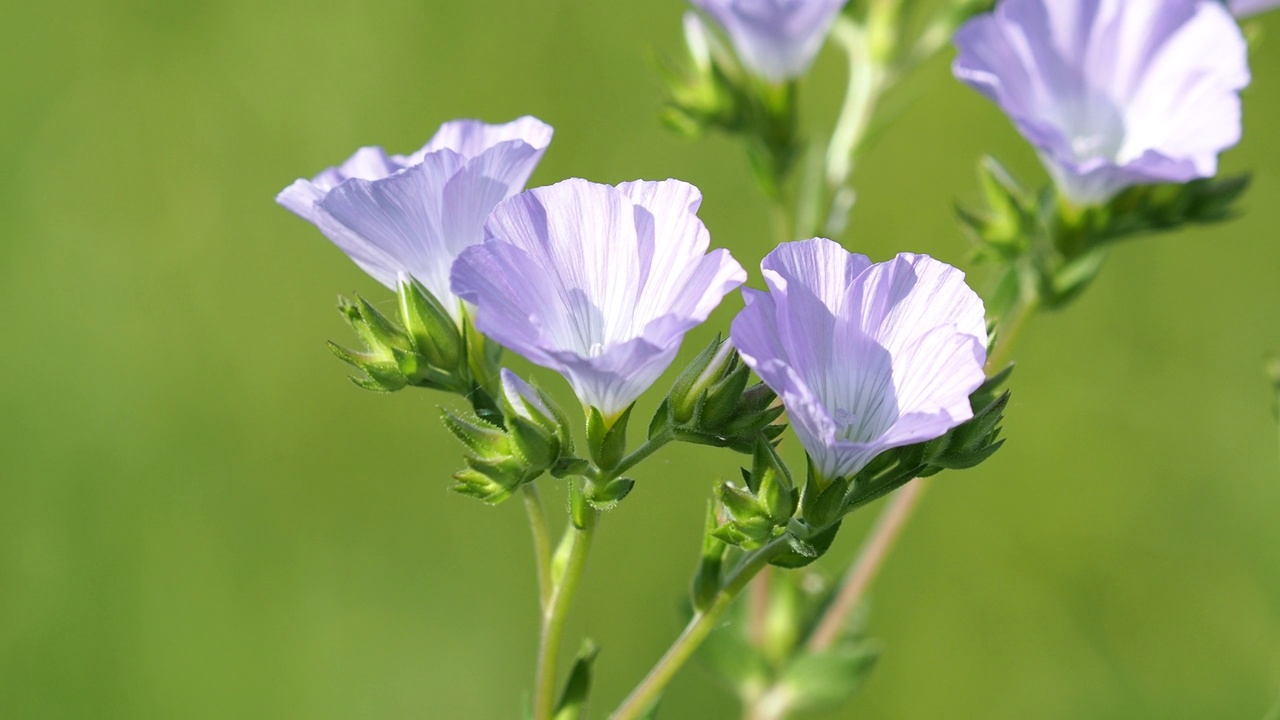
[532,504,598,720]
[606,432,674,481]
[823,17,885,238]
[986,295,1039,374]
[610,537,791,720]
[522,484,553,609]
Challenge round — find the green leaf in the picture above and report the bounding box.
[397,276,462,371]
[587,405,632,471]
[552,640,600,720]
[770,521,842,569]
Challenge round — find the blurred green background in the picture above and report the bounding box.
[3,1,1279,718]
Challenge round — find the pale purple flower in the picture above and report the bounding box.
[277,117,554,322]
[1231,0,1280,17]
[452,179,746,420]
[731,239,987,481]
[691,0,847,83]
[953,0,1250,206]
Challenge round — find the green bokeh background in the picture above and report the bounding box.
[3,1,1279,718]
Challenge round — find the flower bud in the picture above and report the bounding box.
[499,369,574,471]
[398,275,463,372]
[659,336,786,454]
[441,405,558,506]
[669,335,736,424]
[711,439,798,550]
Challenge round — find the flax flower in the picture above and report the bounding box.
[731,239,987,481]
[452,179,746,419]
[690,0,847,83]
[953,0,1250,206]
[277,117,554,322]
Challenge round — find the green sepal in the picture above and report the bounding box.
[461,314,501,403]
[586,476,635,511]
[397,276,462,371]
[928,391,1009,470]
[450,466,515,504]
[568,479,590,531]
[552,639,600,720]
[718,482,763,523]
[770,521,842,569]
[700,361,751,429]
[441,410,510,461]
[354,294,412,355]
[327,341,407,392]
[667,334,727,424]
[713,481,784,549]
[587,405,632,471]
[551,457,591,479]
[801,473,850,529]
[507,415,560,472]
[648,398,674,441]
[751,439,797,521]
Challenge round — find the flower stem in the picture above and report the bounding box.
[522,484,553,609]
[806,477,931,653]
[611,537,791,720]
[823,17,885,238]
[532,503,598,720]
[608,431,674,481]
[986,295,1039,374]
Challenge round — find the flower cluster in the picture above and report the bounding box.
[280,116,994,505]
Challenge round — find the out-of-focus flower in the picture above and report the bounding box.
[953,0,1250,206]
[1230,0,1280,17]
[690,0,847,83]
[731,238,987,481]
[277,117,554,322]
[452,178,746,420]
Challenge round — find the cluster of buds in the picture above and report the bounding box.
[329,277,500,403]
[444,370,574,504]
[704,370,1010,570]
[712,439,798,551]
[959,156,1252,314]
[651,335,785,455]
